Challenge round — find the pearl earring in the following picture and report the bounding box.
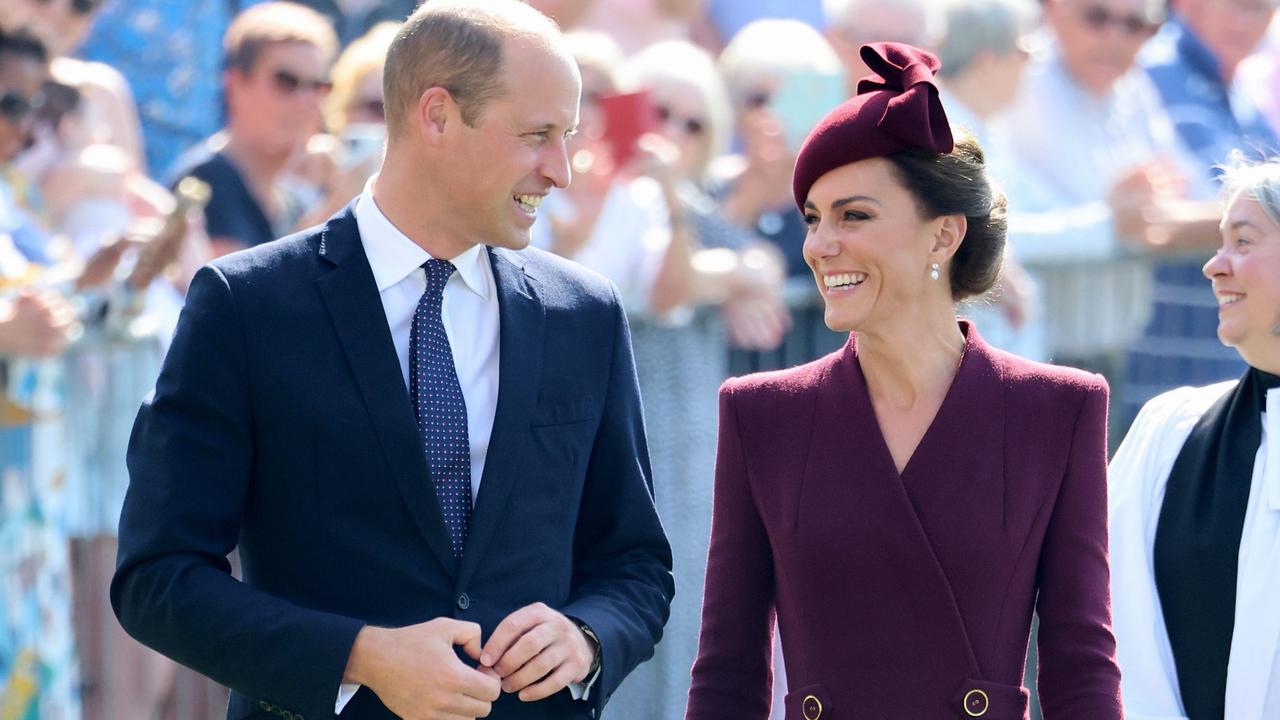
[929,262,940,281]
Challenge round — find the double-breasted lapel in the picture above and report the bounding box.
[314,209,458,577]
[787,325,1010,686]
[457,248,545,589]
[791,336,981,686]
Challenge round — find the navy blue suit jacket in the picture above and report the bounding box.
[111,206,675,720]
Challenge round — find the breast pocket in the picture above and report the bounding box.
[527,396,598,484]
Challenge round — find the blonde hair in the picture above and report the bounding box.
[718,19,841,107]
[623,40,732,181]
[382,0,562,138]
[326,21,399,132]
[223,1,338,73]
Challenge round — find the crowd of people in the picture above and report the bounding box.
[2,0,1279,718]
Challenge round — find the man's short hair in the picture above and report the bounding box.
[223,1,338,74]
[382,0,562,138]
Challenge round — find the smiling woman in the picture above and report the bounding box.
[1109,155,1280,720]
[687,42,1123,720]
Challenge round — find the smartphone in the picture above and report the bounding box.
[597,90,656,171]
[769,69,848,154]
[340,122,386,169]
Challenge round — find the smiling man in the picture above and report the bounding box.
[111,2,674,719]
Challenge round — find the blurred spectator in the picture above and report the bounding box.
[324,21,396,133]
[525,0,597,29]
[824,0,945,95]
[935,0,1047,361]
[1122,0,1280,424]
[0,26,80,720]
[167,1,338,257]
[603,37,787,719]
[1003,0,1218,422]
[284,19,398,231]
[716,19,844,280]
[77,0,268,178]
[697,0,826,52]
[577,0,700,55]
[291,0,416,47]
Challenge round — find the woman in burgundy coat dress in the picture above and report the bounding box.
[685,43,1123,720]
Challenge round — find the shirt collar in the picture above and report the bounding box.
[354,177,490,300]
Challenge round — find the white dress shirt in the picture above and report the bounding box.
[1109,381,1280,720]
[1001,38,1210,359]
[336,185,595,712]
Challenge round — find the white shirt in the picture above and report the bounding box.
[355,186,500,503]
[1109,381,1280,720]
[1001,38,1208,358]
[337,185,596,711]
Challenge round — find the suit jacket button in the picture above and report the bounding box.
[457,593,471,610]
[964,689,989,717]
[802,694,822,720]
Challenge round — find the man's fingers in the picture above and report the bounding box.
[493,622,554,678]
[518,664,578,703]
[480,603,548,667]
[501,641,567,693]
[443,619,483,647]
[458,666,502,703]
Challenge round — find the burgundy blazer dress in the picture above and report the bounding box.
[685,323,1123,720]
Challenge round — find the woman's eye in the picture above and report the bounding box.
[803,214,819,227]
[843,210,870,222]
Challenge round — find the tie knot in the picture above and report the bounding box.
[423,259,456,293]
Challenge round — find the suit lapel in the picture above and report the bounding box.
[458,248,545,588]
[314,208,458,577]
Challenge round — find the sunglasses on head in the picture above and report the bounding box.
[655,104,706,136]
[0,90,41,123]
[270,68,333,95]
[1079,5,1160,36]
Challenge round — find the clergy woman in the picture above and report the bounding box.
[1109,156,1280,720]
[685,43,1124,720]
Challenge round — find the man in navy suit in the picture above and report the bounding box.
[110,2,674,719]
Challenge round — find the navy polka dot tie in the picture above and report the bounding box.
[410,259,471,558]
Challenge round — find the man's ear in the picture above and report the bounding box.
[417,86,454,147]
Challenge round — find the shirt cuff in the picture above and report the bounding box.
[336,683,360,714]
[568,661,602,701]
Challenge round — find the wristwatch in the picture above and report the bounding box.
[576,621,602,676]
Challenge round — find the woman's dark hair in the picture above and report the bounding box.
[885,128,1007,301]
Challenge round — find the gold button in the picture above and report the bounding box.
[964,689,989,717]
[802,694,823,720]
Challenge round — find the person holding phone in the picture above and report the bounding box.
[686,43,1123,720]
[1109,155,1280,720]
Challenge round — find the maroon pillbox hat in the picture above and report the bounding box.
[791,42,954,210]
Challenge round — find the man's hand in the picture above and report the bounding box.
[344,618,501,720]
[480,603,596,703]
[0,290,76,358]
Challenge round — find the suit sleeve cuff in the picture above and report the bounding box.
[336,683,360,714]
[569,662,602,701]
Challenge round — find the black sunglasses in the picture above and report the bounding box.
[356,97,385,120]
[1080,5,1160,36]
[270,69,333,95]
[743,91,772,110]
[0,90,41,123]
[655,104,706,136]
